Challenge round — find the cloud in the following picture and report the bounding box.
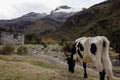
[61,0,106,8]
[12,2,49,16]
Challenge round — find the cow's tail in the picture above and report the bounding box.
[101,36,114,80]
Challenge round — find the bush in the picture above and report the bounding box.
[62,42,74,52]
[25,34,42,44]
[17,46,28,55]
[109,30,120,53]
[0,45,14,55]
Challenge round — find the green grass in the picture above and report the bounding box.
[74,69,99,80]
[31,60,61,69]
[0,55,62,70]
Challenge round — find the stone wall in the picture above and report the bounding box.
[0,32,24,45]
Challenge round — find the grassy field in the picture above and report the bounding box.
[0,55,99,80]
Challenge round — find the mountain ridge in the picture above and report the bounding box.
[0,5,78,34]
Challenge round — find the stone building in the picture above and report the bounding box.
[0,30,24,45]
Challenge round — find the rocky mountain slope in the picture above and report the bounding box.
[0,5,78,35]
[51,0,120,53]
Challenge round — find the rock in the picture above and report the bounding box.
[111,59,120,66]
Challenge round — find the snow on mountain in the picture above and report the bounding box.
[50,5,79,20]
[21,12,47,20]
[55,8,79,13]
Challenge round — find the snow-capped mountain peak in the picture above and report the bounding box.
[50,5,79,20]
[55,5,71,11]
[53,5,79,13]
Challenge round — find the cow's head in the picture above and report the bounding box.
[65,43,76,73]
[66,56,75,73]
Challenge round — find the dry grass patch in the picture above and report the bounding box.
[0,60,62,80]
[0,55,66,80]
[0,55,99,80]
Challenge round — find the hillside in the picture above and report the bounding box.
[51,0,120,53]
[0,14,63,35]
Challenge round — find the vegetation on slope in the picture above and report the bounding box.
[51,0,120,53]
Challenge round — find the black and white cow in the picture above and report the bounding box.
[66,36,114,80]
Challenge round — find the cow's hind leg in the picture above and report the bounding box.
[83,62,87,78]
[99,69,106,80]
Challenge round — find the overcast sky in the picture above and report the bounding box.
[0,0,106,20]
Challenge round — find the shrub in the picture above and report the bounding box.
[0,45,14,55]
[62,42,74,52]
[25,34,42,44]
[109,30,120,53]
[17,46,28,55]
